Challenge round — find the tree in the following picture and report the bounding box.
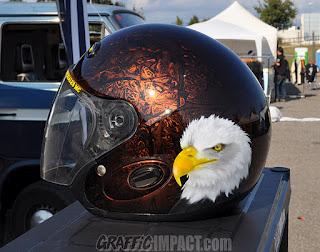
[114,2,125,7]
[255,0,297,29]
[87,0,125,5]
[89,0,113,4]
[176,16,183,26]
[132,5,145,19]
[188,15,199,26]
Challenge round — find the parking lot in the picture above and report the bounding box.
[266,85,320,251]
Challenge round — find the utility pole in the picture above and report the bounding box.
[312,31,315,62]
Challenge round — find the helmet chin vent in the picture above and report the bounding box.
[129,165,164,189]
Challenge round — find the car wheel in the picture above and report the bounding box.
[8,180,74,240]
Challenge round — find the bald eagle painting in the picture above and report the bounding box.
[173,115,252,204]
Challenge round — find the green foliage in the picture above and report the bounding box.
[88,0,125,6]
[188,15,199,26]
[132,5,145,19]
[176,16,183,26]
[90,0,113,4]
[114,2,125,7]
[255,0,297,29]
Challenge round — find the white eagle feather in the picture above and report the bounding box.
[173,115,252,204]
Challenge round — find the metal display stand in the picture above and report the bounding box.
[3,168,290,252]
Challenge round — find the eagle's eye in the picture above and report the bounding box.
[213,144,224,152]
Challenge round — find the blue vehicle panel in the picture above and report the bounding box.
[0,83,58,109]
[0,83,58,158]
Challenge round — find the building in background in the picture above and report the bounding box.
[279,14,320,48]
[301,13,320,40]
[278,26,301,42]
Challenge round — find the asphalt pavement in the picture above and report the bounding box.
[266,83,320,252]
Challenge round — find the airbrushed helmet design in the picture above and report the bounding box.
[41,24,271,221]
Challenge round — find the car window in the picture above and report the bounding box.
[0,22,112,83]
[112,12,144,29]
[0,23,67,82]
[89,22,110,45]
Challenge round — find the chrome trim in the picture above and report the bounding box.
[0,108,50,121]
[0,81,60,92]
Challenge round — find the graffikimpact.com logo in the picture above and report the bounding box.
[96,234,232,251]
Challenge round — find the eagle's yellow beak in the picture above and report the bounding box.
[173,147,218,187]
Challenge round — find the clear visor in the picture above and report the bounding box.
[41,72,138,185]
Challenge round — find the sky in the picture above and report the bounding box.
[0,0,319,25]
[122,0,320,25]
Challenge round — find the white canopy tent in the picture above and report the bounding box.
[188,19,267,57]
[213,1,277,59]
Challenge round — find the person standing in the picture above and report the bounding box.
[274,47,290,102]
[305,60,318,83]
[290,59,298,84]
[299,59,306,85]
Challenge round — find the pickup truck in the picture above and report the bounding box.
[0,2,144,242]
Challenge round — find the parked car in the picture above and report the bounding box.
[0,2,144,243]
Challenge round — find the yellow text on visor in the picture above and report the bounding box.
[66,70,83,94]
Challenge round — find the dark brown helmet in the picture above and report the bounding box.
[41,24,271,221]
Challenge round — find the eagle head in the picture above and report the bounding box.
[173,115,251,204]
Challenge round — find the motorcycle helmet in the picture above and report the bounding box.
[41,24,271,221]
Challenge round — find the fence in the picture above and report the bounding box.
[280,35,320,45]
